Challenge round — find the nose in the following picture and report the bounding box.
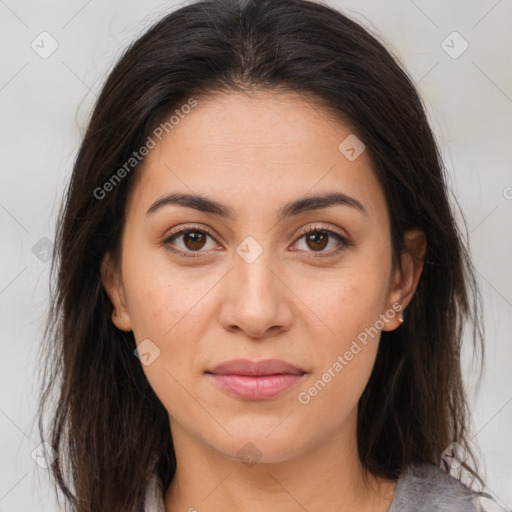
[217,246,294,339]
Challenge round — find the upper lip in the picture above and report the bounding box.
[207,358,306,376]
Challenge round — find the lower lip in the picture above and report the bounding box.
[208,373,305,400]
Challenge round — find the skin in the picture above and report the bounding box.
[102,90,426,512]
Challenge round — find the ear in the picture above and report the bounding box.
[382,228,427,331]
[100,252,133,332]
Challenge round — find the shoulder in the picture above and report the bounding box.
[387,462,511,512]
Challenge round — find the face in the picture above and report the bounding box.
[103,90,424,465]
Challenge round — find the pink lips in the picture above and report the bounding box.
[206,358,306,400]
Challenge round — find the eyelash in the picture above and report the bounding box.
[162,223,351,259]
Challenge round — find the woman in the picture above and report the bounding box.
[37,0,510,511]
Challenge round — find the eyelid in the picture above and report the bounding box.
[289,223,352,258]
[293,222,348,241]
[162,223,222,248]
[165,223,216,239]
[162,222,351,258]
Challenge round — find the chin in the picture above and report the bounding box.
[207,427,310,466]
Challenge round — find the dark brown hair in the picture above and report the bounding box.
[37,0,485,510]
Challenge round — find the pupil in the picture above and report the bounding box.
[308,232,327,251]
[185,232,205,250]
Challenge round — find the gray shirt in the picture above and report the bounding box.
[144,462,511,512]
[387,462,511,511]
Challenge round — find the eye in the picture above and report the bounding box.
[290,224,351,258]
[162,225,220,258]
[162,223,351,260]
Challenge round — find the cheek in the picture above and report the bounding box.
[294,281,385,429]
[120,252,215,413]
[294,254,391,347]
[292,248,391,406]
[118,244,211,394]
[120,236,211,339]
[306,280,384,385]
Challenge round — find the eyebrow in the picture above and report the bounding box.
[146,191,367,220]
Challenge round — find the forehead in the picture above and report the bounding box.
[127,90,387,222]
[158,90,353,158]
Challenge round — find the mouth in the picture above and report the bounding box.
[205,358,307,400]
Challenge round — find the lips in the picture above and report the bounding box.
[207,358,306,376]
[206,358,307,400]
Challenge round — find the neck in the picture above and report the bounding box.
[164,409,397,512]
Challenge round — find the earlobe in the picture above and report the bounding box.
[100,253,133,332]
[382,228,426,331]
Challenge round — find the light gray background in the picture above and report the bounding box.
[1,1,511,510]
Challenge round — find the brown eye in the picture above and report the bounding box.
[163,225,220,259]
[304,231,329,251]
[182,231,207,251]
[291,225,351,258]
